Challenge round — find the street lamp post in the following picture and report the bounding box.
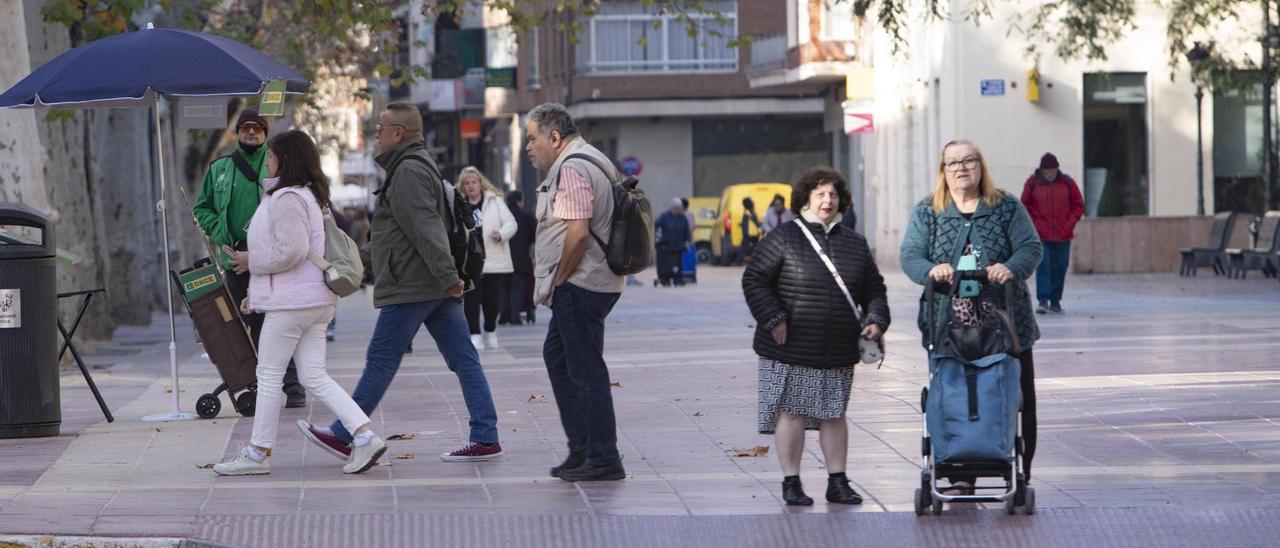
[1187,42,1210,216]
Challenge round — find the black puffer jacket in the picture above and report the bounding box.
[742,217,890,369]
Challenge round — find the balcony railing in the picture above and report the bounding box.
[746,33,787,74]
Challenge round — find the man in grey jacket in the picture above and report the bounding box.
[297,103,502,463]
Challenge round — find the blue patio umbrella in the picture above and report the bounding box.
[0,24,310,422]
[0,24,308,108]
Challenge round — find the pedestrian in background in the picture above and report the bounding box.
[500,190,536,326]
[457,167,518,350]
[1020,152,1084,314]
[193,108,306,408]
[214,130,385,476]
[654,197,692,286]
[743,166,889,506]
[736,196,761,265]
[759,193,795,236]
[900,139,1042,495]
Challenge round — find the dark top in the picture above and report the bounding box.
[742,219,890,369]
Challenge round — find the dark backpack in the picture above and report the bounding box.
[562,152,654,275]
[375,153,485,285]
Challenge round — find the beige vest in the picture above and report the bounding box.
[533,137,625,306]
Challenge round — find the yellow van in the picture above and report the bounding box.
[710,182,791,265]
[686,196,719,263]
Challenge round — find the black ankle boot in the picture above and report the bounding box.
[826,473,863,504]
[782,476,813,506]
[550,451,587,478]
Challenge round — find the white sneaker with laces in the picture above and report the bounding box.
[344,433,387,474]
[471,334,484,351]
[213,445,269,476]
[483,332,498,349]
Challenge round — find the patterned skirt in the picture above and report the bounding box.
[757,357,855,434]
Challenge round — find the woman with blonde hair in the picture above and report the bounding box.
[899,139,1042,496]
[456,167,517,350]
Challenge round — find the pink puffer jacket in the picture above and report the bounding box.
[246,180,336,311]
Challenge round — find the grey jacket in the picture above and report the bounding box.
[370,137,459,307]
[900,193,1043,351]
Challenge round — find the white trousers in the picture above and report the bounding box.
[250,305,369,449]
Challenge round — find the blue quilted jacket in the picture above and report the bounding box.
[899,193,1043,351]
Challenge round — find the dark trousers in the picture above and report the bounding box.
[949,348,1036,484]
[224,269,303,397]
[499,272,528,323]
[1035,241,1071,306]
[544,283,621,465]
[465,273,507,334]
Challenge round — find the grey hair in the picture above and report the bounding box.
[526,102,578,139]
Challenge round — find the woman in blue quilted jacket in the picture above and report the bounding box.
[900,139,1043,496]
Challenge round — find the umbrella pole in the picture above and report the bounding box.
[143,97,198,422]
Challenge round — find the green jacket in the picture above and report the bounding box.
[193,146,267,269]
[370,137,459,307]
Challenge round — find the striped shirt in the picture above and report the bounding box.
[552,165,594,220]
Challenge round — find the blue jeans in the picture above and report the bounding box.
[1036,241,1072,306]
[330,298,498,445]
[544,283,621,466]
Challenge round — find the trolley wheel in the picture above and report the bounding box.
[914,488,927,516]
[1005,492,1017,515]
[931,494,944,515]
[1023,487,1036,515]
[196,394,221,419]
[235,390,257,417]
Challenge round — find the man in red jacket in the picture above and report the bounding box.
[1021,153,1084,314]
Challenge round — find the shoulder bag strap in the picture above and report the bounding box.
[229,151,260,184]
[560,152,612,250]
[793,219,863,325]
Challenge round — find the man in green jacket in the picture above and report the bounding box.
[192,108,305,407]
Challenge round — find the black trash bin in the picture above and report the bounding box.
[0,203,59,438]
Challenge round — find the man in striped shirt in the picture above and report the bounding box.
[526,103,627,483]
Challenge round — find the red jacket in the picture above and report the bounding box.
[1020,171,1084,242]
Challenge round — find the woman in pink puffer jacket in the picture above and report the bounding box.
[213,130,385,477]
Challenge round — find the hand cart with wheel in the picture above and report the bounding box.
[170,257,257,418]
[913,270,1035,516]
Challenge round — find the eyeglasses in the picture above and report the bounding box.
[238,123,265,134]
[375,123,405,134]
[944,157,981,171]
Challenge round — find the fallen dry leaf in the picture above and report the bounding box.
[610,381,622,388]
[692,411,705,417]
[528,394,546,403]
[393,454,415,460]
[728,445,770,457]
[386,433,416,441]
[195,463,215,469]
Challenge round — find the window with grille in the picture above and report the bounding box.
[578,2,738,74]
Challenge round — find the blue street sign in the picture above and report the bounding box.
[980,79,1006,96]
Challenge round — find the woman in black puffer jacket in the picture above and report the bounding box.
[742,166,890,507]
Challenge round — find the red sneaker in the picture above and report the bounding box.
[440,441,503,462]
[296,420,351,460]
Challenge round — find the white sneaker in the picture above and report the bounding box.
[483,331,498,349]
[471,334,484,351]
[213,445,269,476]
[344,433,387,474]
